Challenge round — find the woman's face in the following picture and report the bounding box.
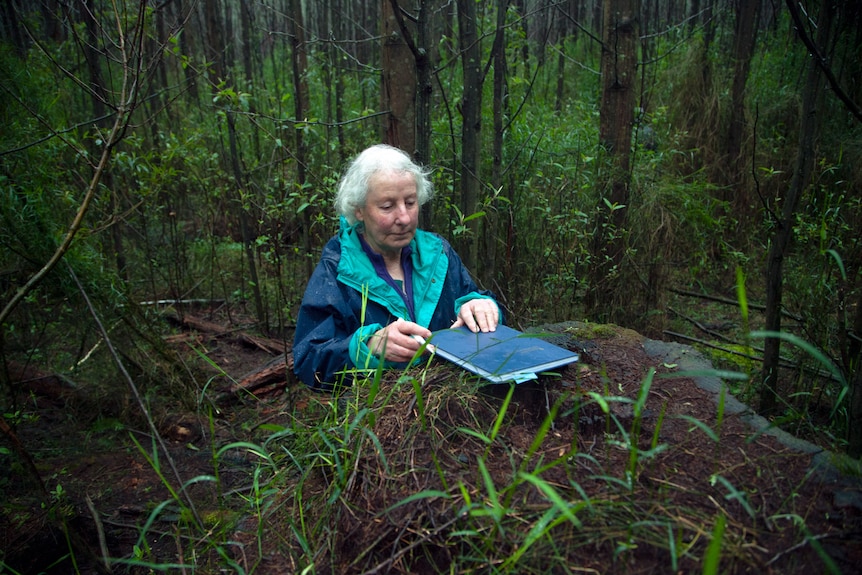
[355,170,419,256]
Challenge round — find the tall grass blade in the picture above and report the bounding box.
[674,414,719,442]
[501,506,568,568]
[517,471,584,528]
[702,513,726,575]
[489,383,516,443]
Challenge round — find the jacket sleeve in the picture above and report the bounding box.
[293,253,364,389]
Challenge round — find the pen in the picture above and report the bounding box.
[411,334,436,353]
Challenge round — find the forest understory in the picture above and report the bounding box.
[2,288,860,574]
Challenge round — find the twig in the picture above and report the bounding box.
[85,494,113,574]
[138,298,226,307]
[765,532,833,567]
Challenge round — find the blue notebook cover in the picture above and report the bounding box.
[428,324,579,384]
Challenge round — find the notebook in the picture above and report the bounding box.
[426,324,579,384]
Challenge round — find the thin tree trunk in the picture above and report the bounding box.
[226,111,266,330]
[239,0,260,158]
[381,0,417,153]
[415,0,436,226]
[585,0,638,321]
[486,0,510,287]
[334,0,347,164]
[289,0,312,280]
[724,0,760,208]
[178,3,200,105]
[760,1,833,415]
[554,1,567,112]
[457,0,482,272]
[848,287,862,457]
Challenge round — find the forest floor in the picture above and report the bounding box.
[2,301,862,574]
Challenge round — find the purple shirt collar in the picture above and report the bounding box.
[357,233,417,321]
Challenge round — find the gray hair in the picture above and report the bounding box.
[334,144,434,225]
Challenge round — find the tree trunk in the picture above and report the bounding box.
[724,0,760,208]
[239,0,260,158]
[848,287,862,457]
[177,2,200,105]
[79,0,106,126]
[1,0,27,56]
[554,1,567,113]
[289,0,312,280]
[585,0,638,321]
[486,0,510,288]
[414,0,438,226]
[457,0,482,272]
[381,0,417,154]
[239,0,254,85]
[760,1,833,415]
[204,0,227,82]
[334,0,347,164]
[227,111,266,330]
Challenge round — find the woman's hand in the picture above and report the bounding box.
[368,318,433,363]
[452,299,499,333]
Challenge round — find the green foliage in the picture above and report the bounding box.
[2,3,862,570]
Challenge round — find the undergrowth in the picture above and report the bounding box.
[92,350,842,573]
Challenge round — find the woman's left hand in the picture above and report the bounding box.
[452,299,499,333]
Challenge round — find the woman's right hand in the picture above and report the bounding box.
[368,318,433,363]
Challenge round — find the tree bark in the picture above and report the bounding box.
[385,0,440,226]
[760,1,833,415]
[724,0,760,208]
[486,0,510,288]
[457,0,482,272]
[586,0,638,320]
[381,0,417,154]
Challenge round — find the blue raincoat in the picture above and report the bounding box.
[293,218,500,389]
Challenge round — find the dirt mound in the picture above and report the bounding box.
[284,322,861,574]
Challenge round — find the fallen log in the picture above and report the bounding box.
[223,353,294,399]
[231,332,285,355]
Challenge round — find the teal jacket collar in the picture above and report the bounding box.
[336,217,448,327]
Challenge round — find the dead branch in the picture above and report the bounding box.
[668,306,736,344]
[668,287,802,321]
[663,330,835,380]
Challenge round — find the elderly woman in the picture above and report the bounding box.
[293,144,502,389]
